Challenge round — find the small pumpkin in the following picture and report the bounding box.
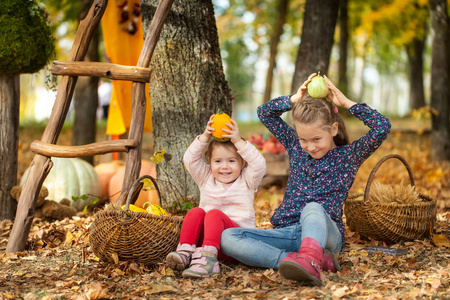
[143,202,168,216]
[107,159,159,207]
[20,157,102,211]
[211,109,232,142]
[94,160,124,198]
[121,204,148,213]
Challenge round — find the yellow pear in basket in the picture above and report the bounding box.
[143,202,168,216]
[121,204,148,213]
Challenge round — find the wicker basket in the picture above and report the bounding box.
[344,154,436,244]
[89,175,183,265]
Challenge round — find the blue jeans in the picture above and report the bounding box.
[220,202,342,269]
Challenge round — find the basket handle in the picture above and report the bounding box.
[363,154,415,203]
[124,174,162,210]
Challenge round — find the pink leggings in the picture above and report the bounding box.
[179,207,239,262]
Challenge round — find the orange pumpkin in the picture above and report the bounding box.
[94,160,159,207]
[94,160,125,198]
[211,109,231,142]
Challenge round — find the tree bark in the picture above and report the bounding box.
[338,0,348,96]
[291,0,340,93]
[406,35,426,111]
[140,0,232,208]
[0,74,20,221]
[72,0,100,165]
[263,0,289,103]
[429,0,450,161]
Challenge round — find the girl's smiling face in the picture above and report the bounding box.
[210,145,244,184]
[295,121,338,159]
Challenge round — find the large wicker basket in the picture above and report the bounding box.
[344,154,436,244]
[89,175,183,266]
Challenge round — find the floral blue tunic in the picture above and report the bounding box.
[257,95,391,243]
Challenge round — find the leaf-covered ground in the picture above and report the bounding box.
[1,119,449,299]
[0,213,449,300]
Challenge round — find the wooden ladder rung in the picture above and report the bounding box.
[30,139,138,157]
[51,60,151,83]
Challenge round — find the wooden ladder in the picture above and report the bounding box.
[6,0,174,252]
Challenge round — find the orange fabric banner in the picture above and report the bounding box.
[101,0,152,135]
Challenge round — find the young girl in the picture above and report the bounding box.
[166,115,266,278]
[221,73,391,286]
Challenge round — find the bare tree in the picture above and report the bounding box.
[338,0,348,96]
[429,0,450,161]
[263,0,289,103]
[291,0,340,92]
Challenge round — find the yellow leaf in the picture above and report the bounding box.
[114,268,125,276]
[431,234,450,247]
[141,178,155,191]
[151,150,166,164]
[162,267,176,276]
[111,252,119,265]
[65,230,75,244]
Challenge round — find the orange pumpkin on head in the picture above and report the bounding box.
[211,109,232,142]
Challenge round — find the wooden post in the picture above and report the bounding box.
[116,0,175,205]
[6,0,108,253]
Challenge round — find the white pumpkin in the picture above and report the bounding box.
[20,157,102,211]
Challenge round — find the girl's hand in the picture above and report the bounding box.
[324,75,356,109]
[222,119,246,150]
[199,114,215,143]
[290,73,317,103]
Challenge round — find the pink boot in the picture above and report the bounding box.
[166,243,196,271]
[278,237,323,286]
[182,246,220,278]
[322,249,340,272]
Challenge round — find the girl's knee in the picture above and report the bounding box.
[300,202,326,222]
[221,228,239,243]
[205,209,229,222]
[185,207,206,219]
[205,209,224,217]
[220,228,236,252]
[304,202,323,211]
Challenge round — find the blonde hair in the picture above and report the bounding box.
[292,96,349,146]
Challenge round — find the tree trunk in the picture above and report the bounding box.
[291,0,340,93]
[406,35,426,111]
[72,0,100,165]
[140,0,232,208]
[0,74,20,221]
[263,0,289,103]
[338,0,348,96]
[429,0,450,161]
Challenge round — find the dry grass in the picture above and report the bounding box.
[369,180,422,204]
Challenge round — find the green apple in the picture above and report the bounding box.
[307,74,329,98]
